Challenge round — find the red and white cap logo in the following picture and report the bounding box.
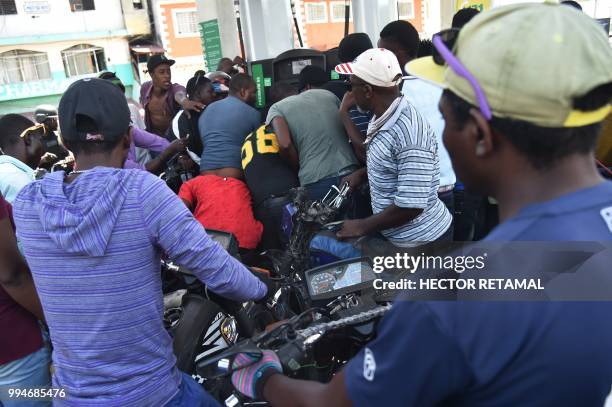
[335,48,403,88]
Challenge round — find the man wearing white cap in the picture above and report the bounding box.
[335,48,452,246]
[226,4,612,406]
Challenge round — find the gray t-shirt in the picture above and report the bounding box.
[266,89,357,186]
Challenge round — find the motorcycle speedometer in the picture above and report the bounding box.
[310,272,336,295]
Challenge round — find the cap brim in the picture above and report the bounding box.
[205,71,231,80]
[405,57,446,88]
[148,59,176,72]
[335,62,355,76]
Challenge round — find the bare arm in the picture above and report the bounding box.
[338,204,423,239]
[339,92,367,164]
[263,370,352,407]
[271,116,300,173]
[361,204,422,234]
[0,218,44,321]
[341,111,367,164]
[145,139,186,174]
[175,85,204,114]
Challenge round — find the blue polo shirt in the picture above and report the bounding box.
[344,181,612,406]
[486,181,612,240]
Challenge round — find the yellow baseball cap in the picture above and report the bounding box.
[406,2,612,128]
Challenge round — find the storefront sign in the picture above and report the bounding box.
[23,1,50,14]
[200,19,223,71]
[0,77,84,102]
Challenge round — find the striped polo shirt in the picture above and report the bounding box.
[366,96,452,245]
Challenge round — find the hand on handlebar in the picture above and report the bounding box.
[231,350,282,400]
[341,168,367,194]
[249,267,276,303]
[337,219,368,240]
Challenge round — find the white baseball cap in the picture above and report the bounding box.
[335,48,403,88]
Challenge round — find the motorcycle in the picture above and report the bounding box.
[161,229,264,399]
[159,164,386,402]
[196,255,391,406]
[191,184,391,405]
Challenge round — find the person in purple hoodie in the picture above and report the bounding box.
[12,78,267,406]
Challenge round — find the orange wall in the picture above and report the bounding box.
[161,2,202,58]
[303,0,423,52]
[306,21,355,51]
[302,0,354,51]
[408,0,424,33]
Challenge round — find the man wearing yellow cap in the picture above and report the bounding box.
[226,4,612,406]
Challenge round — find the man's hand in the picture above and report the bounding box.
[164,138,187,157]
[340,90,356,113]
[231,350,282,399]
[39,152,58,167]
[181,99,205,113]
[341,167,367,193]
[337,219,368,239]
[145,139,186,174]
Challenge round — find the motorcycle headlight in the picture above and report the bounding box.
[220,317,238,344]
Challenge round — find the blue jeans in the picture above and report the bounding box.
[304,175,342,202]
[0,346,51,407]
[165,373,221,407]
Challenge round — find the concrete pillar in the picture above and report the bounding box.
[238,0,295,61]
[423,0,443,37]
[352,0,398,46]
[441,0,455,30]
[195,0,241,70]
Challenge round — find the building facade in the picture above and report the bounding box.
[0,0,150,114]
[150,0,205,86]
[295,0,424,51]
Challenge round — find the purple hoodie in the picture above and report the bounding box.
[13,168,266,406]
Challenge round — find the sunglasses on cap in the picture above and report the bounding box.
[19,123,45,139]
[432,28,492,120]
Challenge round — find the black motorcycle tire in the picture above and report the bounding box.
[172,294,227,373]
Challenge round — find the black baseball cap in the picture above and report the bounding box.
[298,65,328,91]
[58,78,131,143]
[147,54,175,73]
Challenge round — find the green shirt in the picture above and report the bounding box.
[266,89,357,186]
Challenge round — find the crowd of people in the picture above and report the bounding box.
[0,1,611,406]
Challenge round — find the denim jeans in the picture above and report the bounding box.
[165,372,221,407]
[304,175,342,202]
[0,346,51,407]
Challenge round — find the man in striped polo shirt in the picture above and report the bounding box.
[335,48,452,246]
[13,78,267,406]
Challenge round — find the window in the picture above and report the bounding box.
[173,9,199,37]
[305,2,327,24]
[398,0,415,20]
[69,0,95,12]
[0,0,17,15]
[330,1,352,23]
[133,0,143,10]
[0,50,52,84]
[61,44,106,77]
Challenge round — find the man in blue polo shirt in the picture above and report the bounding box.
[228,4,612,406]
